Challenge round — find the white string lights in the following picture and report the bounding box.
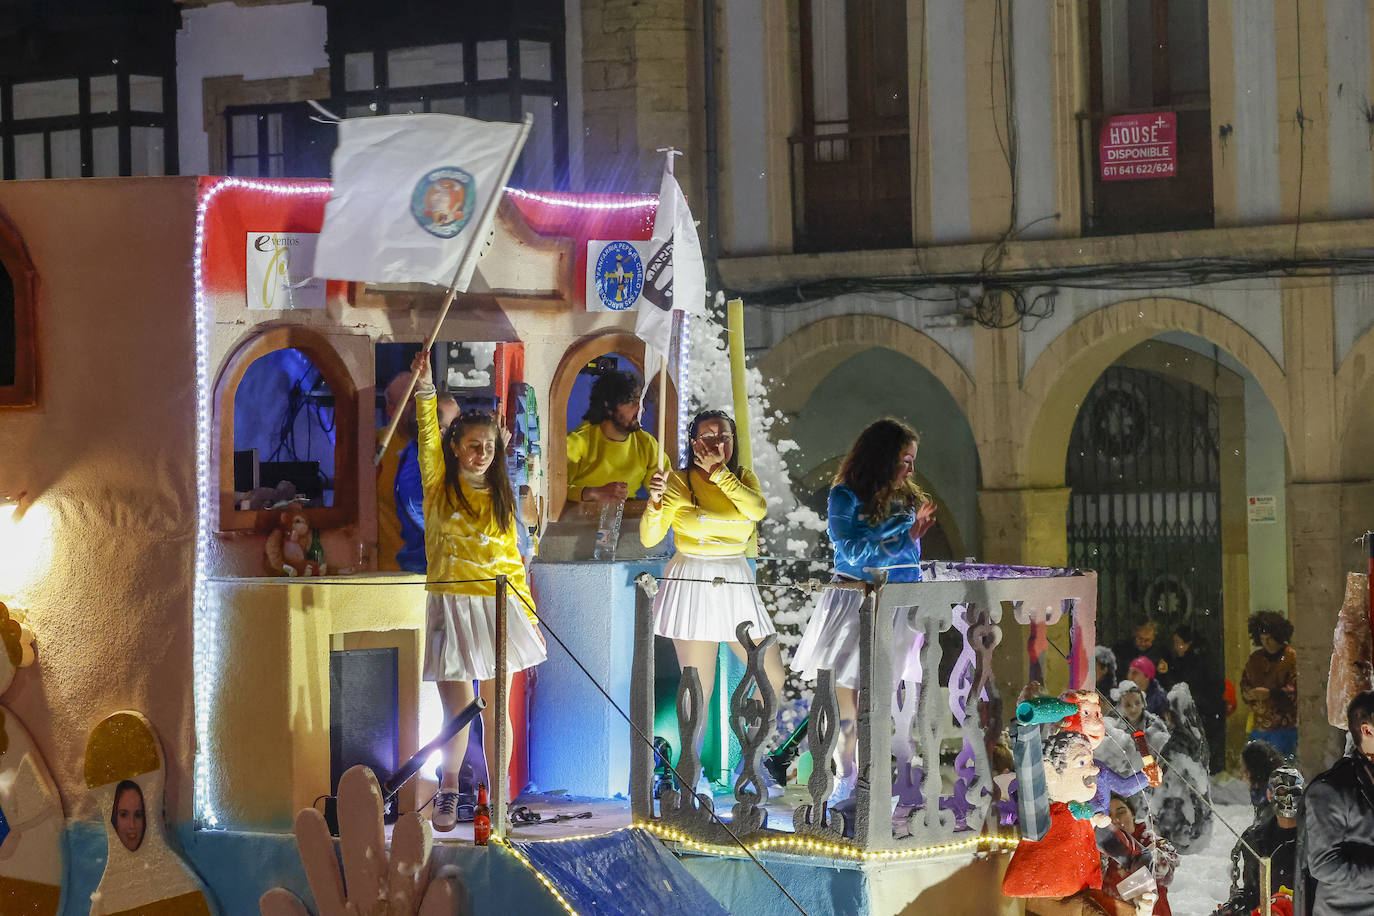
[191,177,332,827]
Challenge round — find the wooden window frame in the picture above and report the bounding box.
[213,326,359,532]
[0,210,38,408]
[546,331,679,523]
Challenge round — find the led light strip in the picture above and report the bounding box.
[637,821,1018,862]
[192,177,332,827]
[503,187,659,210]
[677,313,692,466]
[192,178,663,827]
[491,836,583,916]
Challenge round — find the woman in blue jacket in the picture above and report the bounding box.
[791,418,936,803]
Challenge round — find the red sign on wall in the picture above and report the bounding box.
[1099,112,1177,181]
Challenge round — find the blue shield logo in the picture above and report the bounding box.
[594,242,645,310]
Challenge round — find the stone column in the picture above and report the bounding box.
[1287,481,1345,774]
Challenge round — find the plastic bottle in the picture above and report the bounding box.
[473,782,491,846]
[593,498,624,561]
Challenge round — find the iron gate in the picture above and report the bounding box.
[1066,365,1222,651]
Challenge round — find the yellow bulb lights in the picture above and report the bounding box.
[480,822,1015,916]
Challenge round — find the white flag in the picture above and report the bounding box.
[312,113,530,287]
[634,166,707,360]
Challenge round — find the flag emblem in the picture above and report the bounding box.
[411,167,475,239]
[593,240,644,310]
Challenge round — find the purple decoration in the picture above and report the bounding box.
[896,763,926,809]
[921,561,1082,581]
[997,798,1020,826]
[939,785,975,830]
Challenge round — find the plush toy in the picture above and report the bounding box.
[265,503,327,577]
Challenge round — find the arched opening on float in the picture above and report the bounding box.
[546,330,679,522]
[214,325,359,533]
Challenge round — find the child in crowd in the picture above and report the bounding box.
[1108,680,1171,814]
[1099,792,1177,915]
[1239,739,1284,819]
[1128,656,1170,718]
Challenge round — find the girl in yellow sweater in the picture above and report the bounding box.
[410,350,546,831]
[641,410,784,782]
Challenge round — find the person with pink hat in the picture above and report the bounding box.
[1127,655,1169,718]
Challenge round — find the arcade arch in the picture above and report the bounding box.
[763,317,980,563]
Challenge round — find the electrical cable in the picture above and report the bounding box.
[509,585,812,916]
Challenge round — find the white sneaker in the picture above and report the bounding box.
[828,771,857,808]
[432,789,460,832]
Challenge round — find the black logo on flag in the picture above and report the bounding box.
[642,234,674,311]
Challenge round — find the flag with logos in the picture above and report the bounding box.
[312,112,531,287]
[634,164,707,372]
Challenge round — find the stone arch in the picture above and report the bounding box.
[758,314,975,419]
[1336,325,1374,479]
[1022,297,1290,487]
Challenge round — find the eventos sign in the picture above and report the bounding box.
[1099,112,1176,180]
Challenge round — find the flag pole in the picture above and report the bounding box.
[651,146,683,472]
[655,312,680,471]
[375,114,534,464]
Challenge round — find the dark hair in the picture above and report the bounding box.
[1044,729,1092,774]
[1241,739,1283,793]
[441,410,516,531]
[1248,610,1293,647]
[1174,624,1197,645]
[112,779,145,848]
[583,370,641,424]
[834,418,929,522]
[1347,689,1374,740]
[1110,792,1136,816]
[684,410,741,506]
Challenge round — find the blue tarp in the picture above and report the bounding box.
[508,828,730,916]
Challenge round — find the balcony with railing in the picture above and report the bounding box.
[630,561,1098,867]
[789,124,912,253]
[1078,105,1214,236]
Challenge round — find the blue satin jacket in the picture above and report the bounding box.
[827,485,923,582]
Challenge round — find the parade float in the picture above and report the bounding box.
[0,112,1114,915]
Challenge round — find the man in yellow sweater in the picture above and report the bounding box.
[566,368,666,503]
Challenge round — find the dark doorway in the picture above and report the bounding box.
[1066,365,1222,652]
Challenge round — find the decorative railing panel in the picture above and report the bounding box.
[631,563,1097,856]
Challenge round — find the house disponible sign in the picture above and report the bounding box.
[1100,113,1176,180]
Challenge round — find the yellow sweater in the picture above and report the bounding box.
[375,430,408,571]
[416,391,536,621]
[565,421,661,502]
[639,466,767,556]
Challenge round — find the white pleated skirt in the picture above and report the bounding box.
[791,583,922,691]
[653,552,776,643]
[790,584,864,689]
[423,592,548,682]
